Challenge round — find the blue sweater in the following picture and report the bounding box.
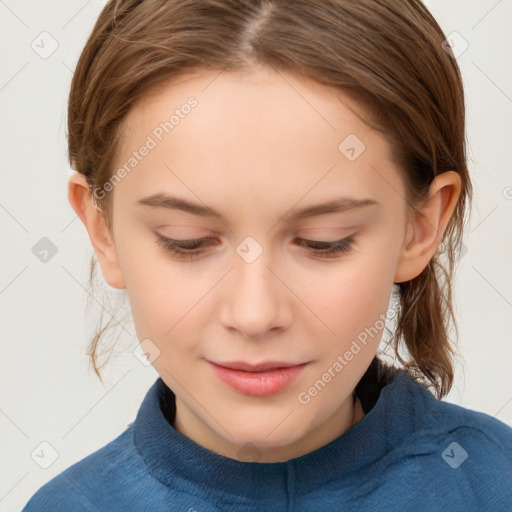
[22,363,512,511]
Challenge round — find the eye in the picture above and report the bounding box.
[155,234,213,260]
[296,236,355,258]
[154,234,355,260]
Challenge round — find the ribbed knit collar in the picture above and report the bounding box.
[133,360,433,500]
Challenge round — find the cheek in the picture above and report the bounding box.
[307,253,393,345]
[128,274,200,337]
[116,238,201,337]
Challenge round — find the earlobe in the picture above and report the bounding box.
[67,172,126,290]
[394,171,461,283]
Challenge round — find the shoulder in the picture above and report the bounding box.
[433,396,512,444]
[21,471,101,511]
[385,385,512,511]
[421,391,512,465]
[385,367,512,456]
[21,426,151,511]
[434,398,512,475]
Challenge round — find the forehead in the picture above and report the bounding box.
[119,65,387,155]
[113,67,403,217]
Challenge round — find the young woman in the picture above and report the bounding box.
[23,0,512,510]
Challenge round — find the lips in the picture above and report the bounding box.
[207,360,309,396]
[208,360,307,372]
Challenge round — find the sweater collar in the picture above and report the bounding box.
[133,362,432,499]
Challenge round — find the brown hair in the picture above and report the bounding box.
[68,0,472,398]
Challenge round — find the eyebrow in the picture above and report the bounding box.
[137,193,380,222]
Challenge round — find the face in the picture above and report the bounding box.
[106,65,410,462]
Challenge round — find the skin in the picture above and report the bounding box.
[68,65,461,463]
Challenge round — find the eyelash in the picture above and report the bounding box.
[154,234,355,260]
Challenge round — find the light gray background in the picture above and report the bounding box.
[1,0,511,510]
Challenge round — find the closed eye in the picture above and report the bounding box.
[154,234,355,260]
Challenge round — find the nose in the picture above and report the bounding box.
[219,247,290,339]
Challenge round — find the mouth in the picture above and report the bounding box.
[207,360,309,396]
[207,360,308,372]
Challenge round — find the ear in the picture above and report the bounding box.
[394,170,462,283]
[67,172,126,290]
